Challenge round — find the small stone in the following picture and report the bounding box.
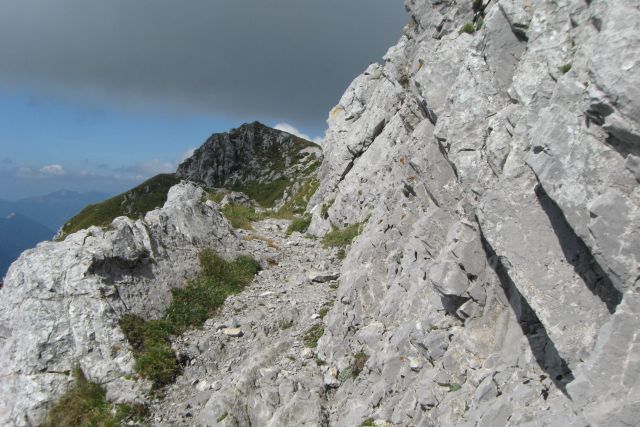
[195,380,209,392]
[311,313,321,320]
[221,328,244,337]
[409,357,423,372]
[301,348,314,359]
[308,271,340,283]
[324,370,340,388]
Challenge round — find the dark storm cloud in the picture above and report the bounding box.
[0,0,407,131]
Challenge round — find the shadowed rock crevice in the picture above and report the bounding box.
[479,227,575,395]
[89,255,156,283]
[534,184,622,313]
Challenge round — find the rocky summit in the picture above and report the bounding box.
[1,0,639,426]
[177,121,322,210]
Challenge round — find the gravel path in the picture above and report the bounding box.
[149,218,341,426]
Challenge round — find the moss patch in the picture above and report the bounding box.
[559,63,572,74]
[60,173,180,239]
[44,368,148,427]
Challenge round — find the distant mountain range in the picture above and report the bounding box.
[0,190,110,280]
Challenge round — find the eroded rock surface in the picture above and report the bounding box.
[305,0,639,425]
[0,183,240,426]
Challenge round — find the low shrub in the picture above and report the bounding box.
[352,351,369,377]
[286,215,312,235]
[302,324,325,348]
[320,200,334,219]
[44,368,148,427]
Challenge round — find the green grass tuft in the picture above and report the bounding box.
[459,22,476,34]
[321,222,365,248]
[318,305,331,319]
[220,204,265,230]
[286,215,312,235]
[302,324,325,348]
[208,191,226,203]
[60,173,180,239]
[44,368,148,427]
[361,418,376,427]
[231,178,291,208]
[352,351,369,378]
[119,251,259,388]
[559,63,572,74]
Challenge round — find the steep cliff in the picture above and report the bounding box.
[305,0,639,425]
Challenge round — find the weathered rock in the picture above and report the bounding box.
[308,271,340,283]
[221,328,244,338]
[219,191,257,209]
[0,182,240,426]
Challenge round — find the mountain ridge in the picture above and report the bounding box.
[0,0,639,426]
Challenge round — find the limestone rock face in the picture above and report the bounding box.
[306,0,640,425]
[0,182,240,426]
[2,1,639,426]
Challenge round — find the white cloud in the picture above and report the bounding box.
[124,159,175,176]
[15,166,34,177]
[40,164,66,176]
[274,123,323,145]
[180,148,195,162]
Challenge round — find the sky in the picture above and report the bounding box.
[0,0,407,200]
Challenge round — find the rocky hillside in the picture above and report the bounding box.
[0,0,638,426]
[177,121,322,209]
[0,183,241,425]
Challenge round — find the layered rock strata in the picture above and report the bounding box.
[305,0,639,425]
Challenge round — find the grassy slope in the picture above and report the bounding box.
[59,174,180,239]
[118,251,260,389]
